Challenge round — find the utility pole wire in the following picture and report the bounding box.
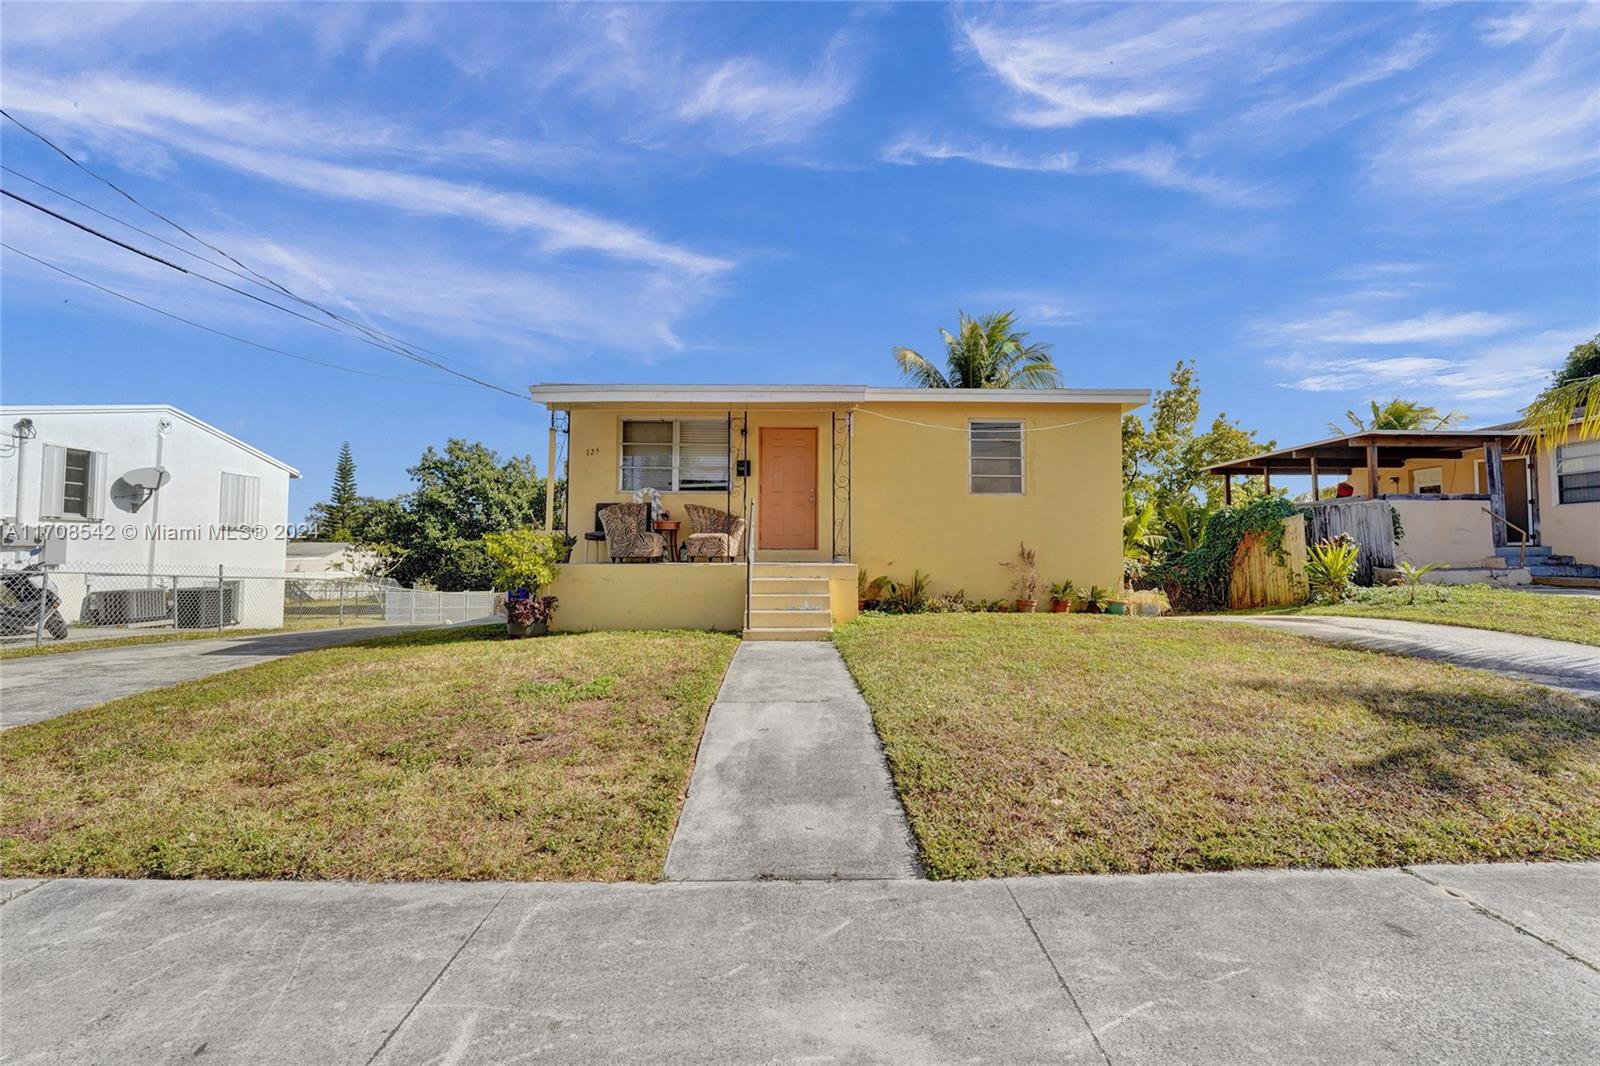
[2,240,475,385]
[1,109,502,381]
[1,186,528,399]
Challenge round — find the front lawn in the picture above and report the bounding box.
[1,626,738,881]
[834,614,1600,879]
[1267,584,1600,647]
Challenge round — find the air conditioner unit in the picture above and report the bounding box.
[88,587,169,625]
[175,584,238,628]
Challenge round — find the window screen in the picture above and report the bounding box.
[676,420,731,491]
[620,420,674,491]
[970,421,1024,494]
[1557,440,1600,504]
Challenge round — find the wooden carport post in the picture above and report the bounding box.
[1365,440,1380,499]
[1223,475,1233,506]
[1309,457,1320,500]
[544,409,558,533]
[1483,440,1507,548]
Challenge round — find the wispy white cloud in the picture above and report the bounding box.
[1254,309,1519,347]
[881,134,1270,205]
[956,3,1313,128]
[1,73,730,276]
[1371,4,1600,191]
[676,32,861,150]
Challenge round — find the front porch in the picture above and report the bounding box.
[545,559,859,638]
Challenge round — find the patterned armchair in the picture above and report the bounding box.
[682,504,746,562]
[599,503,666,563]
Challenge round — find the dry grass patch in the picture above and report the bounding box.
[1266,584,1600,647]
[834,614,1600,879]
[1,626,737,881]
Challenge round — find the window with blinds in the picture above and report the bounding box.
[620,419,730,492]
[1556,440,1600,504]
[219,471,262,528]
[970,420,1024,494]
[40,444,107,520]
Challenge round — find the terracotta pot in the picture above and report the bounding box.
[1049,598,1070,613]
[1014,599,1038,613]
[858,598,868,612]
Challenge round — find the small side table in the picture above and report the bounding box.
[653,520,681,562]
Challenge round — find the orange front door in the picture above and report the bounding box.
[759,428,817,550]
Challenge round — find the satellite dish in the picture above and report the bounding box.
[113,466,171,513]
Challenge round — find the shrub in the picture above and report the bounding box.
[1003,542,1044,602]
[482,528,565,592]
[1081,585,1114,614]
[1306,535,1361,604]
[1395,561,1449,605]
[1152,496,1298,612]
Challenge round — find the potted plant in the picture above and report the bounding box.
[1048,579,1077,613]
[1003,542,1043,613]
[1081,584,1113,614]
[858,572,890,611]
[484,528,565,637]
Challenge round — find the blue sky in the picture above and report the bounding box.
[2,1,1596,516]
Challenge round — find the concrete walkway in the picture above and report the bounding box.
[0,624,454,729]
[3,863,1595,1064]
[1233,615,1600,701]
[663,641,921,881]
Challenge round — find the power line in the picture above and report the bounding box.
[1,109,514,388]
[1,241,475,386]
[1,185,528,399]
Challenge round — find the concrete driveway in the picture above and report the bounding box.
[1230,615,1600,701]
[0,624,462,729]
[2,862,1595,1064]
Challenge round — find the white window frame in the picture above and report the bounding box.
[1411,467,1443,495]
[968,419,1025,496]
[40,444,106,522]
[219,471,262,529]
[1554,439,1600,505]
[617,418,731,493]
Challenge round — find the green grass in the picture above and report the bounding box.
[834,613,1600,879]
[0,626,738,881]
[1262,584,1600,647]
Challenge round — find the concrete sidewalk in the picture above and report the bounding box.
[2,863,1595,1064]
[1232,615,1600,701]
[663,641,921,881]
[0,624,457,729]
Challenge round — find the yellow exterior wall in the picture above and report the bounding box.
[848,401,1125,599]
[1536,444,1600,565]
[544,562,745,632]
[559,399,1127,609]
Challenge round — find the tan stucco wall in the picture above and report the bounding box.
[1389,499,1496,565]
[544,562,746,632]
[560,400,1126,606]
[1535,445,1600,565]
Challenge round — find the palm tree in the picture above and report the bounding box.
[1520,334,1599,447]
[1327,398,1466,436]
[893,310,1061,389]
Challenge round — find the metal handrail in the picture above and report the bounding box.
[744,502,756,633]
[1480,507,1531,568]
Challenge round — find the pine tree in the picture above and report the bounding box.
[328,442,358,537]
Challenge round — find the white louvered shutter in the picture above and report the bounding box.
[86,451,108,521]
[677,420,731,492]
[40,445,67,519]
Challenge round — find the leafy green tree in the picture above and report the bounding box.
[1521,334,1599,446]
[1122,360,1273,513]
[1328,399,1465,435]
[893,310,1061,388]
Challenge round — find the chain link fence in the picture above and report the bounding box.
[0,561,500,650]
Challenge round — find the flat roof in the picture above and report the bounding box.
[0,404,301,476]
[1206,429,1523,477]
[527,383,1150,410]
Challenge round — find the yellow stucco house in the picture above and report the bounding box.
[1207,423,1600,588]
[529,384,1149,638]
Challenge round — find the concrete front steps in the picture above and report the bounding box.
[1491,546,1600,587]
[742,561,848,641]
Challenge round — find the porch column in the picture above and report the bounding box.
[1483,441,1506,548]
[544,411,558,533]
[1263,467,1272,494]
[1365,440,1380,498]
[1309,457,1320,500]
[1525,445,1541,544]
[1223,475,1233,506]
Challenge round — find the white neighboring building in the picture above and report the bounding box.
[1,405,300,626]
[286,541,380,576]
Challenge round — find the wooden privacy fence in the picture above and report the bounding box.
[1228,517,1308,610]
[1300,499,1395,586]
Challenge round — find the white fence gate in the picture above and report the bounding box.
[383,589,500,625]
